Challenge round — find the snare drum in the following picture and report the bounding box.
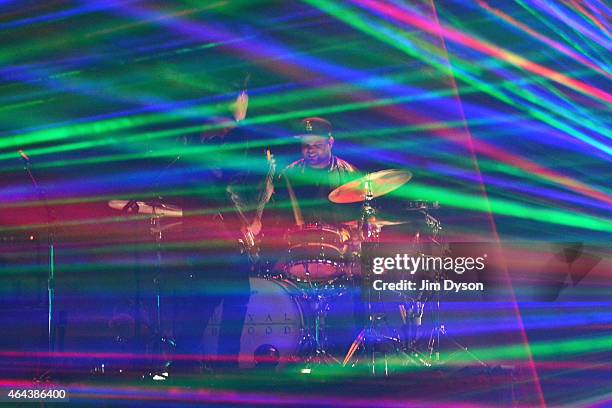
[284,224,349,283]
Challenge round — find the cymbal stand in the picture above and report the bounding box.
[342,176,412,376]
[425,270,486,367]
[299,287,341,368]
[424,212,487,368]
[143,209,175,380]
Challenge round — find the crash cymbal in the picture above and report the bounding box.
[328,169,412,204]
[108,200,183,217]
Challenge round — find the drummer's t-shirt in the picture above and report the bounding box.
[272,156,359,227]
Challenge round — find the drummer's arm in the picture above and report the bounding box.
[259,174,294,239]
[255,176,288,262]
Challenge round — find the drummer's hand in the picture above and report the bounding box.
[247,218,262,236]
[262,176,274,204]
[231,90,248,122]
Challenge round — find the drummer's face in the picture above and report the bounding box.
[301,135,333,168]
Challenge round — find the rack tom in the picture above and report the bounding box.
[284,224,348,283]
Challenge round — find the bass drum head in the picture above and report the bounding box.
[203,277,304,369]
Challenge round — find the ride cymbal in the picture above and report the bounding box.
[328,169,412,203]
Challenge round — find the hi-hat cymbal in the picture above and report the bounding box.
[150,221,183,234]
[342,218,408,229]
[328,169,412,204]
[108,200,183,217]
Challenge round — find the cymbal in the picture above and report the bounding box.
[342,218,408,229]
[328,169,412,204]
[108,200,183,217]
[150,221,183,234]
[405,200,440,211]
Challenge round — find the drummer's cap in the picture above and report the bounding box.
[293,117,332,139]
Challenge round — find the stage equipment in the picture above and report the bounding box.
[17,150,58,361]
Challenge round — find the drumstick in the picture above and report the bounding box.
[342,329,365,366]
[284,175,304,226]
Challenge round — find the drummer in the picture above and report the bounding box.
[272,117,359,227]
[263,117,364,350]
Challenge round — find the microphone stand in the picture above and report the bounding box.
[19,150,57,379]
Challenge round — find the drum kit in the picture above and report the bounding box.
[108,169,457,375]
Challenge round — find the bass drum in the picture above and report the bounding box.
[202,277,358,369]
[203,277,306,369]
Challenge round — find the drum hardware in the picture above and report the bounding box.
[340,262,434,375]
[422,212,442,246]
[424,212,441,232]
[256,259,284,280]
[149,221,182,235]
[390,202,478,367]
[298,290,343,369]
[109,198,180,378]
[329,169,436,375]
[425,269,488,368]
[338,172,406,375]
[407,207,485,368]
[341,256,428,375]
[144,207,177,379]
[405,200,440,211]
